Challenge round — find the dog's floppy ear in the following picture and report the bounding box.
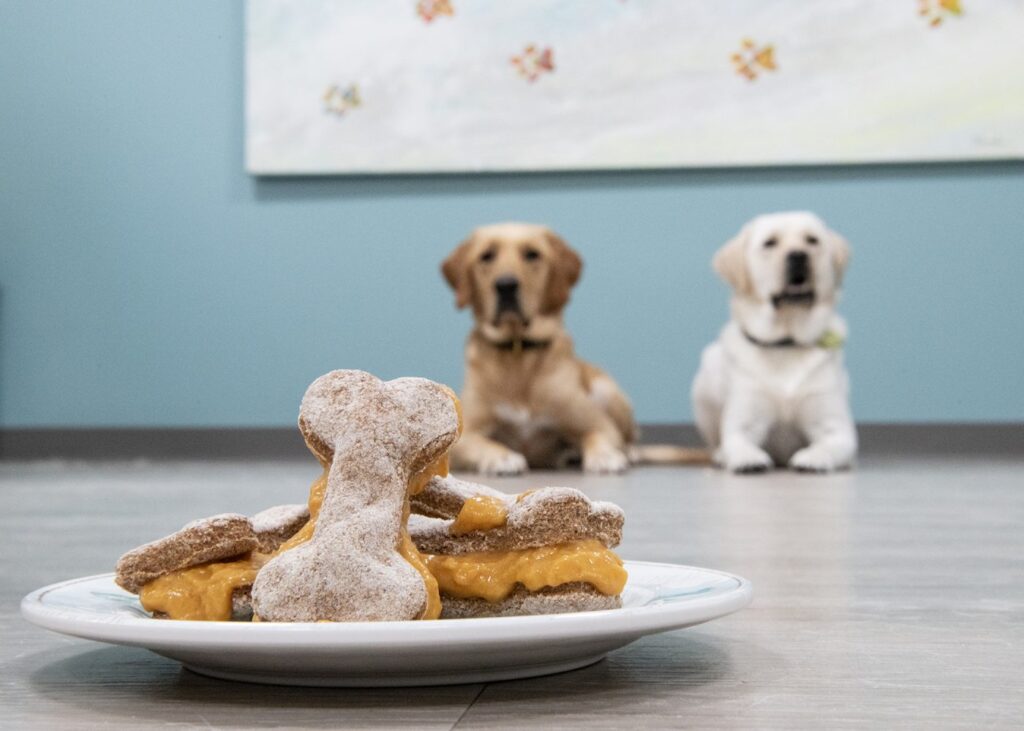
[713,227,753,296]
[441,236,475,309]
[541,230,583,314]
[828,230,851,288]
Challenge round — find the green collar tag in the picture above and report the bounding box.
[817,330,845,350]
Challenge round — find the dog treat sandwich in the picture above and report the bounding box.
[410,476,627,617]
[114,369,628,622]
[115,508,308,621]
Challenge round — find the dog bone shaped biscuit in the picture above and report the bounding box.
[251,370,461,622]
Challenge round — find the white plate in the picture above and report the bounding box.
[21,561,752,687]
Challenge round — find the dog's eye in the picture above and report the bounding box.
[479,248,497,263]
[763,238,778,249]
[522,247,541,262]
[806,235,819,245]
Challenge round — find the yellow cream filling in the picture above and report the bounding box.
[423,539,627,603]
[450,495,509,535]
[139,557,267,621]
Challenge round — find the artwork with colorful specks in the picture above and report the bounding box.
[245,0,1023,174]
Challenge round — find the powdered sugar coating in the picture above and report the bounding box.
[251,504,308,534]
[251,504,310,552]
[251,370,461,622]
[511,487,624,532]
[180,513,250,532]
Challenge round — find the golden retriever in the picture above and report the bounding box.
[691,211,857,473]
[442,222,704,475]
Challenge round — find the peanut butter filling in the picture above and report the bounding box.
[139,557,266,622]
[450,495,509,535]
[423,539,627,603]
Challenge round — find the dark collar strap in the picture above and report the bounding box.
[742,329,799,348]
[488,337,552,352]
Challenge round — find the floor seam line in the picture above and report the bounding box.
[451,683,487,729]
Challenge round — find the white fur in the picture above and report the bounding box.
[692,212,857,473]
[493,402,558,443]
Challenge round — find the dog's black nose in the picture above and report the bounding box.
[786,251,810,285]
[495,276,519,298]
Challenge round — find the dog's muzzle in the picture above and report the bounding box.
[786,251,810,286]
[493,276,526,324]
[773,252,815,308]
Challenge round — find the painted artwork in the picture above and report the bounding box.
[245,0,1023,174]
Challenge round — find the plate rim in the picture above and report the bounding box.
[21,560,753,649]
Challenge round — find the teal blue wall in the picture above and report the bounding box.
[2,2,1022,427]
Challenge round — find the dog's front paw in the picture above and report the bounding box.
[720,444,773,474]
[789,446,838,473]
[583,443,629,474]
[477,449,528,476]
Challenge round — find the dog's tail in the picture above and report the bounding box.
[628,444,712,466]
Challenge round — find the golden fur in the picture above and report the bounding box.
[442,222,705,475]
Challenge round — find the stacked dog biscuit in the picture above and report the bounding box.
[411,476,625,618]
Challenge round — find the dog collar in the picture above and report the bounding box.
[487,337,552,352]
[742,329,844,350]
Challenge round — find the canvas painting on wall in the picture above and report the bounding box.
[246,0,1023,174]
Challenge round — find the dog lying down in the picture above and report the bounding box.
[442,222,707,475]
[692,211,857,473]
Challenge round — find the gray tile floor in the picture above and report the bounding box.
[2,455,1021,729]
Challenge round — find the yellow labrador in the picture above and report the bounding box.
[443,222,704,475]
[692,211,857,473]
